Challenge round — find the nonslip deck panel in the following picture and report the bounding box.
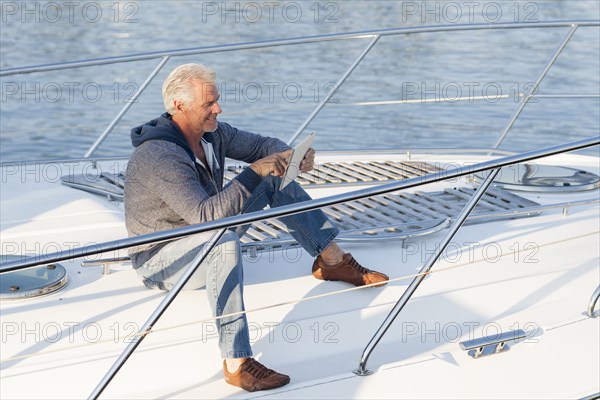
[60,161,443,201]
[238,186,540,247]
[225,160,443,185]
[61,160,600,200]
[59,160,540,247]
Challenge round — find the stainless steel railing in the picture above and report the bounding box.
[2,21,597,76]
[353,20,594,375]
[1,136,597,275]
[83,56,171,157]
[1,21,598,155]
[286,34,379,145]
[355,166,501,376]
[353,24,599,375]
[0,148,517,167]
[0,136,597,399]
[88,227,227,399]
[1,21,599,397]
[492,25,579,149]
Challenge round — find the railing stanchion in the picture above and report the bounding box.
[286,35,380,146]
[354,168,501,376]
[84,56,171,158]
[492,25,578,150]
[587,285,600,317]
[88,228,226,399]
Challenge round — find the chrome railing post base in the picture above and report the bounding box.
[353,368,373,377]
[587,285,600,318]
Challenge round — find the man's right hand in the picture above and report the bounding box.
[249,149,293,177]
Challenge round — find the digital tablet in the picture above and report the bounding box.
[279,132,316,190]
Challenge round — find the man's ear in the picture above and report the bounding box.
[174,99,184,113]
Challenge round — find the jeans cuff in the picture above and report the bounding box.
[223,350,253,359]
[311,227,340,257]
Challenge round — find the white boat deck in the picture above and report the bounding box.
[1,151,599,399]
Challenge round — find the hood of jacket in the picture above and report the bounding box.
[131,113,196,161]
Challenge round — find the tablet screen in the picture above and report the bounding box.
[279,132,316,190]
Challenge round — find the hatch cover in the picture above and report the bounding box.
[475,164,599,192]
[0,255,68,301]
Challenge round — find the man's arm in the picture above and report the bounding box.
[131,141,263,225]
[219,122,290,163]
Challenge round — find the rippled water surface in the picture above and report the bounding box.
[1,0,599,160]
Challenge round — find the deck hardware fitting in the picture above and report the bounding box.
[459,329,526,359]
[81,257,131,275]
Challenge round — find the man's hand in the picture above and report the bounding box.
[250,149,293,177]
[300,148,315,173]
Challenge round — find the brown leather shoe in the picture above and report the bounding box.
[223,358,290,392]
[312,253,389,287]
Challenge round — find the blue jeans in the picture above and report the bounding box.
[136,175,339,359]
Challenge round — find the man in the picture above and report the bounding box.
[124,63,388,392]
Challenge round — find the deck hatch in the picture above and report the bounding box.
[239,186,540,248]
[475,163,600,192]
[61,161,442,201]
[224,160,444,186]
[0,256,68,301]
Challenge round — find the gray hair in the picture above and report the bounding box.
[162,63,216,114]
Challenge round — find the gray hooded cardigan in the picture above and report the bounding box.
[124,113,289,267]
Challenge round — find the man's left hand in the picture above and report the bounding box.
[300,148,315,173]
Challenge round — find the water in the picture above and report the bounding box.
[1,0,599,161]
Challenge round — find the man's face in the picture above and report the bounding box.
[186,81,222,134]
